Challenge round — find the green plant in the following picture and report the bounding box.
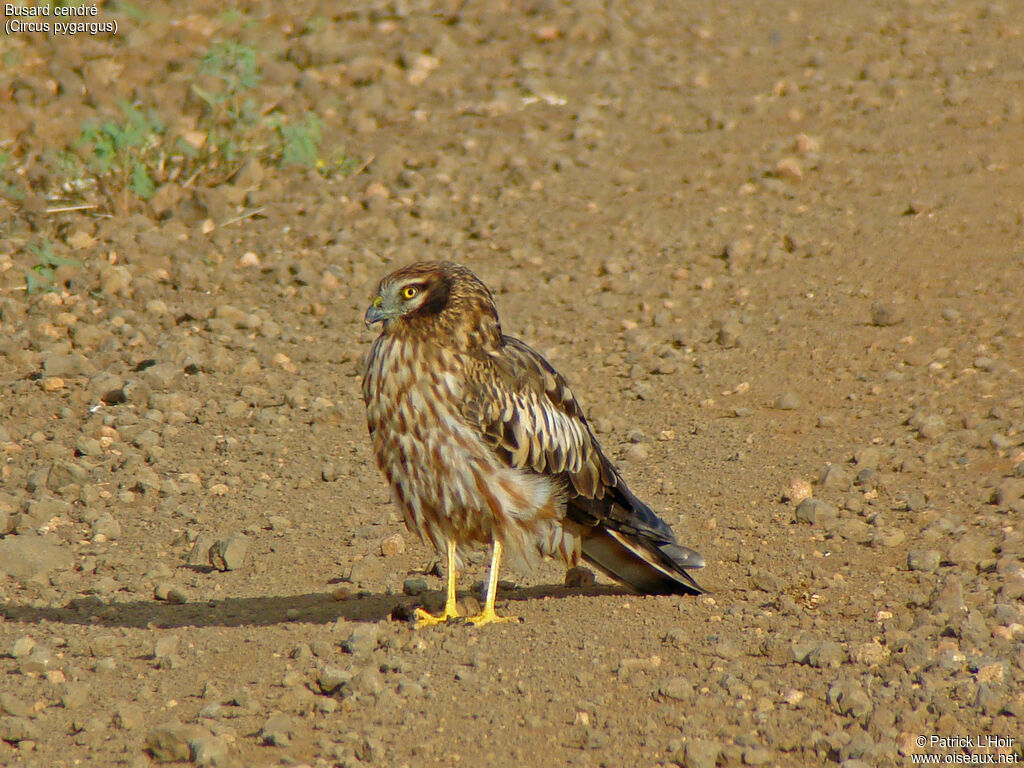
[45,42,359,209]
[25,241,80,295]
[77,101,163,199]
[196,41,261,121]
[277,114,322,168]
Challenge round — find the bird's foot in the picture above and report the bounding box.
[412,606,459,628]
[463,607,522,627]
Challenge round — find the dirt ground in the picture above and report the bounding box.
[1,1,1023,766]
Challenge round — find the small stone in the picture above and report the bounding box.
[190,732,230,767]
[317,665,352,694]
[750,569,782,592]
[994,478,1024,508]
[90,513,121,540]
[342,624,380,655]
[10,637,36,659]
[658,677,693,701]
[794,498,837,525]
[929,577,965,614]
[743,747,773,765]
[716,320,742,347]
[783,477,812,503]
[871,527,906,548]
[209,534,248,571]
[907,549,941,573]
[0,694,31,717]
[564,565,595,588]
[154,635,180,660]
[0,716,41,743]
[916,415,948,440]
[850,641,890,667]
[259,713,296,746]
[187,534,215,566]
[773,392,800,410]
[153,583,187,604]
[827,680,873,721]
[679,738,722,768]
[0,535,75,582]
[60,683,89,709]
[819,464,851,490]
[403,577,429,596]
[871,301,904,326]
[145,722,208,762]
[791,640,820,669]
[808,642,845,668]
[947,534,992,566]
[623,443,650,461]
[380,533,405,556]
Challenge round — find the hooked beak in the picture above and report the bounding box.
[364,295,386,327]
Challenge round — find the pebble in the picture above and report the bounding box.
[794,498,837,526]
[90,513,121,540]
[403,577,429,596]
[379,532,405,556]
[826,680,873,721]
[0,535,75,582]
[9,636,36,659]
[153,582,188,604]
[187,534,215,566]
[870,301,904,326]
[808,642,845,668]
[564,565,596,588]
[907,549,941,573]
[679,738,722,768]
[946,534,992,566]
[819,464,851,489]
[0,694,31,717]
[343,624,380,655]
[144,722,209,761]
[658,677,693,701]
[623,443,650,461]
[259,713,296,746]
[208,534,248,571]
[784,477,812,503]
[773,392,800,410]
[154,635,180,660]
[317,664,352,694]
[929,577,966,614]
[0,716,41,743]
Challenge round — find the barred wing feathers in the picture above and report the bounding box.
[462,336,704,595]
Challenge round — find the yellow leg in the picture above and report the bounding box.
[414,539,459,627]
[466,540,520,626]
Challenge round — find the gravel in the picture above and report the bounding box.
[1,3,1022,766]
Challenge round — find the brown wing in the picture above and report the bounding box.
[461,336,704,594]
[462,336,612,498]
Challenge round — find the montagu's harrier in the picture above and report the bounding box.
[362,261,703,626]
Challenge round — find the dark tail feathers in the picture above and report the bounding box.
[581,525,704,595]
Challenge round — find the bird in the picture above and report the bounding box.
[361,261,704,627]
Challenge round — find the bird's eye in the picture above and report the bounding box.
[401,285,419,300]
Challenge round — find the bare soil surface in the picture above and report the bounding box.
[1,2,1023,767]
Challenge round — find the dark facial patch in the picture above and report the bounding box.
[410,272,452,318]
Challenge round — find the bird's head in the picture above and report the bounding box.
[365,261,501,348]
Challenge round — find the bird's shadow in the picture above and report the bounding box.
[1,583,631,629]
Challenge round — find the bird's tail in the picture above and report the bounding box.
[581,525,705,595]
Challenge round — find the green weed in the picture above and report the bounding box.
[77,101,163,200]
[46,42,357,210]
[24,241,80,295]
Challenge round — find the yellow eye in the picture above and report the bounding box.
[401,285,419,300]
